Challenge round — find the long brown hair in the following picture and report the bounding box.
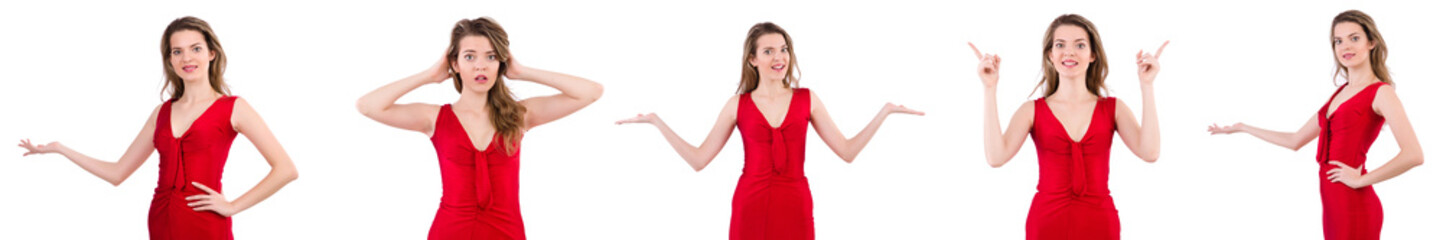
[737,22,801,94]
[1332,10,1392,85]
[447,17,526,155]
[160,16,229,100]
[1035,14,1108,98]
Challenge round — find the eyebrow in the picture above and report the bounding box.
[1053,38,1087,42]
[171,42,203,50]
[1334,32,1361,38]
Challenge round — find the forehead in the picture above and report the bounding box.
[458,35,495,52]
[168,30,205,47]
[1051,25,1089,41]
[755,33,787,47]
[1333,22,1364,37]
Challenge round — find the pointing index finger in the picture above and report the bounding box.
[1155,40,1170,58]
[968,42,983,59]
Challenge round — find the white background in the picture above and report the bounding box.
[2,0,1437,239]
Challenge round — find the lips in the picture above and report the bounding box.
[474,75,489,84]
[182,65,198,73]
[1342,53,1355,60]
[770,64,785,72]
[1061,60,1079,68]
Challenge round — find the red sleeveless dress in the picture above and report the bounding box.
[428,104,525,240]
[1316,82,1387,240]
[731,88,814,240]
[150,96,238,240]
[1026,97,1120,240]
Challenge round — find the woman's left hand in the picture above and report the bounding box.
[1326,161,1367,189]
[504,57,529,80]
[186,182,239,216]
[1137,41,1169,84]
[884,103,925,116]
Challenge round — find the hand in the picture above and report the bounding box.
[18,139,62,156]
[504,56,529,80]
[883,103,925,116]
[1325,161,1367,188]
[421,52,453,84]
[1207,123,1243,135]
[186,182,238,217]
[1137,41,1169,84]
[968,42,1001,88]
[615,113,659,125]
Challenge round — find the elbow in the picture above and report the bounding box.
[986,157,1006,168]
[355,100,376,118]
[841,155,857,164]
[587,83,604,104]
[107,179,123,187]
[1407,152,1424,167]
[1141,151,1160,163]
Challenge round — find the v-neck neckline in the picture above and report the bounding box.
[749,90,796,129]
[1324,81,1383,120]
[168,97,226,140]
[449,105,497,153]
[1040,98,1103,143]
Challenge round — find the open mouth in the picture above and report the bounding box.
[182,65,198,73]
[770,64,785,72]
[1061,60,1079,68]
[475,75,489,84]
[1342,53,1356,60]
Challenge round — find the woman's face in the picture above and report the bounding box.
[748,33,790,82]
[167,30,214,82]
[1332,22,1374,69]
[453,35,501,94]
[1048,25,1094,79]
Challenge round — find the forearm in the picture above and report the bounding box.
[1360,152,1423,186]
[517,68,602,103]
[650,119,708,171]
[227,163,298,214]
[836,106,893,162]
[358,73,431,115]
[56,145,126,186]
[1240,124,1307,150]
[982,88,1006,167]
[1137,84,1161,161]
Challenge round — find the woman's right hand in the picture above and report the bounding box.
[420,53,453,84]
[969,42,1001,88]
[615,113,659,125]
[18,139,62,156]
[1207,123,1244,135]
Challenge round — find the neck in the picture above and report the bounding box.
[178,78,220,103]
[753,77,789,96]
[454,90,490,113]
[1345,64,1379,86]
[1050,74,1094,101]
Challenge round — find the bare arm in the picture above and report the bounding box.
[1208,117,1320,151]
[510,60,604,129]
[18,105,161,186]
[1114,100,1160,162]
[185,98,299,216]
[1325,85,1424,188]
[971,42,1034,168]
[1115,41,1168,163]
[356,55,447,135]
[616,96,740,171]
[808,91,923,163]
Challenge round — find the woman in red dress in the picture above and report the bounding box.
[972,14,1165,239]
[1208,10,1423,240]
[17,16,299,240]
[616,22,923,239]
[357,17,603,240]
